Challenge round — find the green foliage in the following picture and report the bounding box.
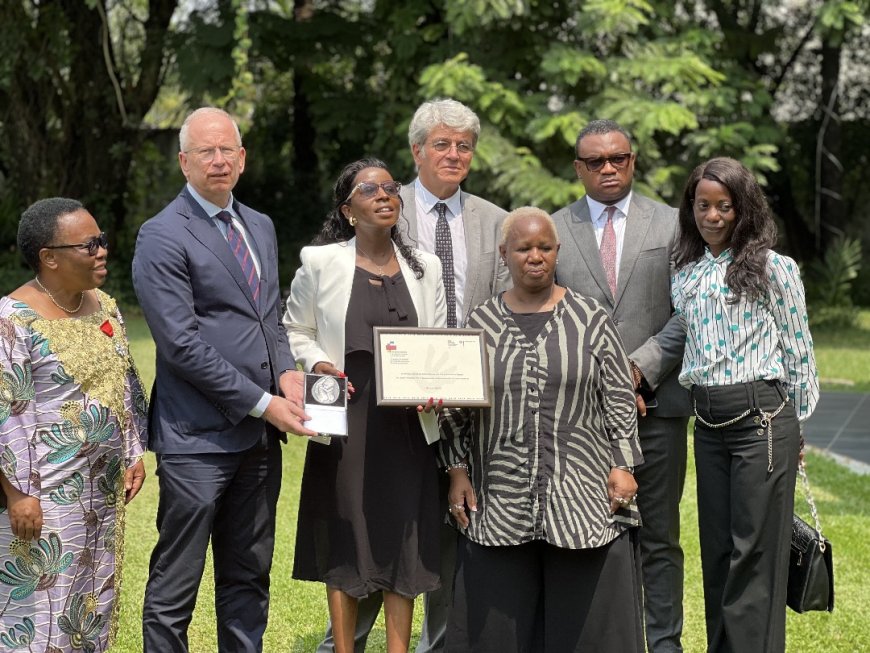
[445,0,530,33]
[2,0,869,304]
[806,235,863,327]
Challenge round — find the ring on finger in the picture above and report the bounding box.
[452,503,464,510]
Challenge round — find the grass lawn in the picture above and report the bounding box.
[114,313,870,652]
[811,310,870,392]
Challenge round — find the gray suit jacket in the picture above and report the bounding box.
[399,183,511,325]
[552,193,689,417]
[132,187,295,453]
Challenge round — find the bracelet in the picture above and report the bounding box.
[613,465,634,474]
[629,360,643,389]
[445,462,469,474]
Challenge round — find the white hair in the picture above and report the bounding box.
[408,98,481,149]
[500,207,559,245]
[178,107,242,152]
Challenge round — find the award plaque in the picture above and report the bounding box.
[373,327,491,407]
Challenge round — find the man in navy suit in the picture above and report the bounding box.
[133,107,314,652]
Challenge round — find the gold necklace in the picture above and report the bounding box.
[355,244,395,276]
[34,276,84,314]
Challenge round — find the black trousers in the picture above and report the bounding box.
[447,532,644,653]
[692,381,799,653]
[634,414,689,653]
[142,431,282,653]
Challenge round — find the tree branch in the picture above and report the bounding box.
[771,15,818,97]
[128,0,178,120]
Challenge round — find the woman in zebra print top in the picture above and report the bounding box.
[440,207,645,652]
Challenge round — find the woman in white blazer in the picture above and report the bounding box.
[284,158,446,653]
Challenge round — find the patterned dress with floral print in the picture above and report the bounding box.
[0,290,147,653]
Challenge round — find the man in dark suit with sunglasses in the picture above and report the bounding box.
[134,107,314,652]
[552,119,691,653]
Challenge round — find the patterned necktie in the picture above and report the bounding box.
[434,202,457,327]
[216,211,260,304]
[600,205,618,298]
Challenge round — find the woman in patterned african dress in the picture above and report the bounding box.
[0,198,147,652]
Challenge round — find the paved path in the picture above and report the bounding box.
[804,391,870,474]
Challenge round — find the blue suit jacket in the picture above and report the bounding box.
[132,187,295,453]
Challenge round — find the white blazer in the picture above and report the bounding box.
[283,238,447,442]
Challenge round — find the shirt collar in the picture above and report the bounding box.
[414,178,462,218]
[586,191,633,224]
[187,183,236,219]
[704,247,733,264]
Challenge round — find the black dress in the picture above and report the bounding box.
[292,267,441,598]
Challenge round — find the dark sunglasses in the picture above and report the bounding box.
[345,181,402,203]
[576,153,633,172]
[45,232,109,256]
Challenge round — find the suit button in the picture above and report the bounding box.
[261,362,269,369]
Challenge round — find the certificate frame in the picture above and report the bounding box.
[373,326,491,407]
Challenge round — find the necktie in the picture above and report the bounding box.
[434,202,457,327]
[600,205,618,298]
[216,211,260,304]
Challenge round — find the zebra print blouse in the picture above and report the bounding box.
[439,289,643,549]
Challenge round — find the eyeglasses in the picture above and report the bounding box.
[429,140,474,155]
[693,200,734,216]
[45,232,109,256]
[345,181,402,202]
[184,146,241,163]
[575,153,633,172]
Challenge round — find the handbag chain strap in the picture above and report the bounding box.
[798,461,826,552]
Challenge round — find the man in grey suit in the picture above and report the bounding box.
[134,107,313,652]
[318,98,510,653]
[552,119,690,653]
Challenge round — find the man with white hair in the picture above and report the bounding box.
[134,107,312,652]
[318,98,510,653]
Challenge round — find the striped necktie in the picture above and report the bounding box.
[216,211,260,304]
[600,205,618,298]
[434,202,457,327]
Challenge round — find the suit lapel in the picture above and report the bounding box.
[460,191,481,324]
[614,195,652,309]
[180,190,259,314]
[566,200,614,304]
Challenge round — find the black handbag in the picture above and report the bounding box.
[787,463,835,613]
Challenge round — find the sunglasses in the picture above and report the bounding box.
[345,181,402,203]
[576,153,633,172]
[45,232,109,256]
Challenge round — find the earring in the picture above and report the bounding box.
[348,215,358,227]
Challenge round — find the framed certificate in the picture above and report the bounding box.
[373,327,491,407]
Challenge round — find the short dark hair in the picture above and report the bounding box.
[575,119,633,156]
[18,197,84,272]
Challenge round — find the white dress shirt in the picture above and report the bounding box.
[586,192,632,284]
[413,178,468,323]
[187,183,262,277]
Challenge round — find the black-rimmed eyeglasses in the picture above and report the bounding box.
[345,181,402,203]
[576,153,634,172]
[45,232,109,256]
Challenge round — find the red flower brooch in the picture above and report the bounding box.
[100,320,114,337]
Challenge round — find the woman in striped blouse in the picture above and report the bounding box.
[671,157,819,653]
[440,207,645,652]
